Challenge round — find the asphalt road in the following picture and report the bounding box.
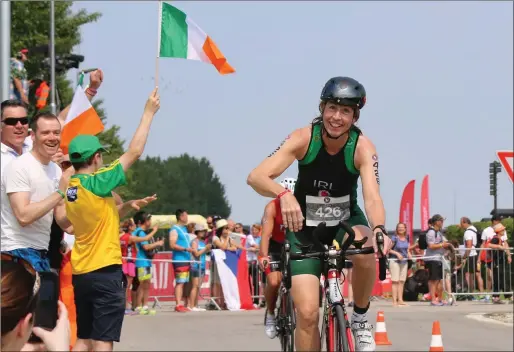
[117,301,513,351]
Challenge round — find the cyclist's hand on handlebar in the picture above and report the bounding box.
[258,255,269,272]
[280,192,304,232]
[372,227,392,257]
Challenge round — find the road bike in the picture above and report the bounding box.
[278,221,387,352]
[264,245,295,352]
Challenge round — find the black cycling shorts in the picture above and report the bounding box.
[265,239,283,275]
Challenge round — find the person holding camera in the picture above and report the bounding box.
[2,253,70,352]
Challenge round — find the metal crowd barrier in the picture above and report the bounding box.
[441,247,513,301]
[122,254,214,309]
[123,245,514,310]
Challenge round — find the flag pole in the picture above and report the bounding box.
[156,0,162,87]
[49,0,57,115]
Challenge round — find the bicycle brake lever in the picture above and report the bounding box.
[375,231,388,281]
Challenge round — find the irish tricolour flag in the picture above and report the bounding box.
[158,2,235,75]
[60,86,104,155]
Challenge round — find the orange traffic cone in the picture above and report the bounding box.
[374,311,392,345]
[429,321,444,351]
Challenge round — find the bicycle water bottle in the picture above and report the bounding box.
[327,269,342,302]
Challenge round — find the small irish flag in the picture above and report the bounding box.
[158,2,235,75]
[60,86,104,155]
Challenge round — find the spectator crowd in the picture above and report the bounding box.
[391,214,512,307]
[1,52,512,352]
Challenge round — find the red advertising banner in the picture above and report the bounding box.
[148,252,174,302]
[420,175,430,232]
[399,180,415,244]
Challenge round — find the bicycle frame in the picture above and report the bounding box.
[271,220,387,352]
[288,221,382,352]
[320,245,356,352]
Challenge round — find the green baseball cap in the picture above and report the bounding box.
[69,135,107,163]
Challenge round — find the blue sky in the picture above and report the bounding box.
[69,1,513,228]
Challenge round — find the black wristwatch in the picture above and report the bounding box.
[373,225,388,235]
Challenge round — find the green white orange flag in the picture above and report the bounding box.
[60,86,104,155]
[158,2,235,75]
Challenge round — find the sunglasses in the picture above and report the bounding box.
[1,117,29,126]
[1,253,41,298]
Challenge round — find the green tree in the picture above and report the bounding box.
[11,2,101,109]
[11,2,129,194]
[127,154,231,217]
[11,2,230,212]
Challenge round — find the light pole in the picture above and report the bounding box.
[489,161,502,215]
[0,1,11,102]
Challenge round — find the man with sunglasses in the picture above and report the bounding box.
[0,100,32,173]
[1,70,104,171]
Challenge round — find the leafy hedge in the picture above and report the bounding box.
[445,218,513,247]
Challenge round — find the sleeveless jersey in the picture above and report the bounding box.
[271,198,286,243]
[294,123,362,239]
[120,233,136,262]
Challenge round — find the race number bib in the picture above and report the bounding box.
[305,195,350,227]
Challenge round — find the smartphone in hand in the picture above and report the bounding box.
[28,271,59,343]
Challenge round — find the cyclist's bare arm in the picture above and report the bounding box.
[247,127,310,197]
[259,201,276,258]
[354,135,386,230]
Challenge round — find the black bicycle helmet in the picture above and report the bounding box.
[320,76,366,109]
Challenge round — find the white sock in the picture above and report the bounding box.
[352,310,368,323]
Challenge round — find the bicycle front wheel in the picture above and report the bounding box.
[280,292,295,352]
[334,305,352,352]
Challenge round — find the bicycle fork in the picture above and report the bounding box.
[322,268,354,352]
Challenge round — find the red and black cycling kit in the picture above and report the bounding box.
[265,198,286,275]
[271,197,286,243]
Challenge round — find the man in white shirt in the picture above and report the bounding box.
[481,215,508,243]
[0,99,33,173]
[478,215,506,292]
[1,70,103,271]
[459,217,484,295]
[1,113,72,272]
